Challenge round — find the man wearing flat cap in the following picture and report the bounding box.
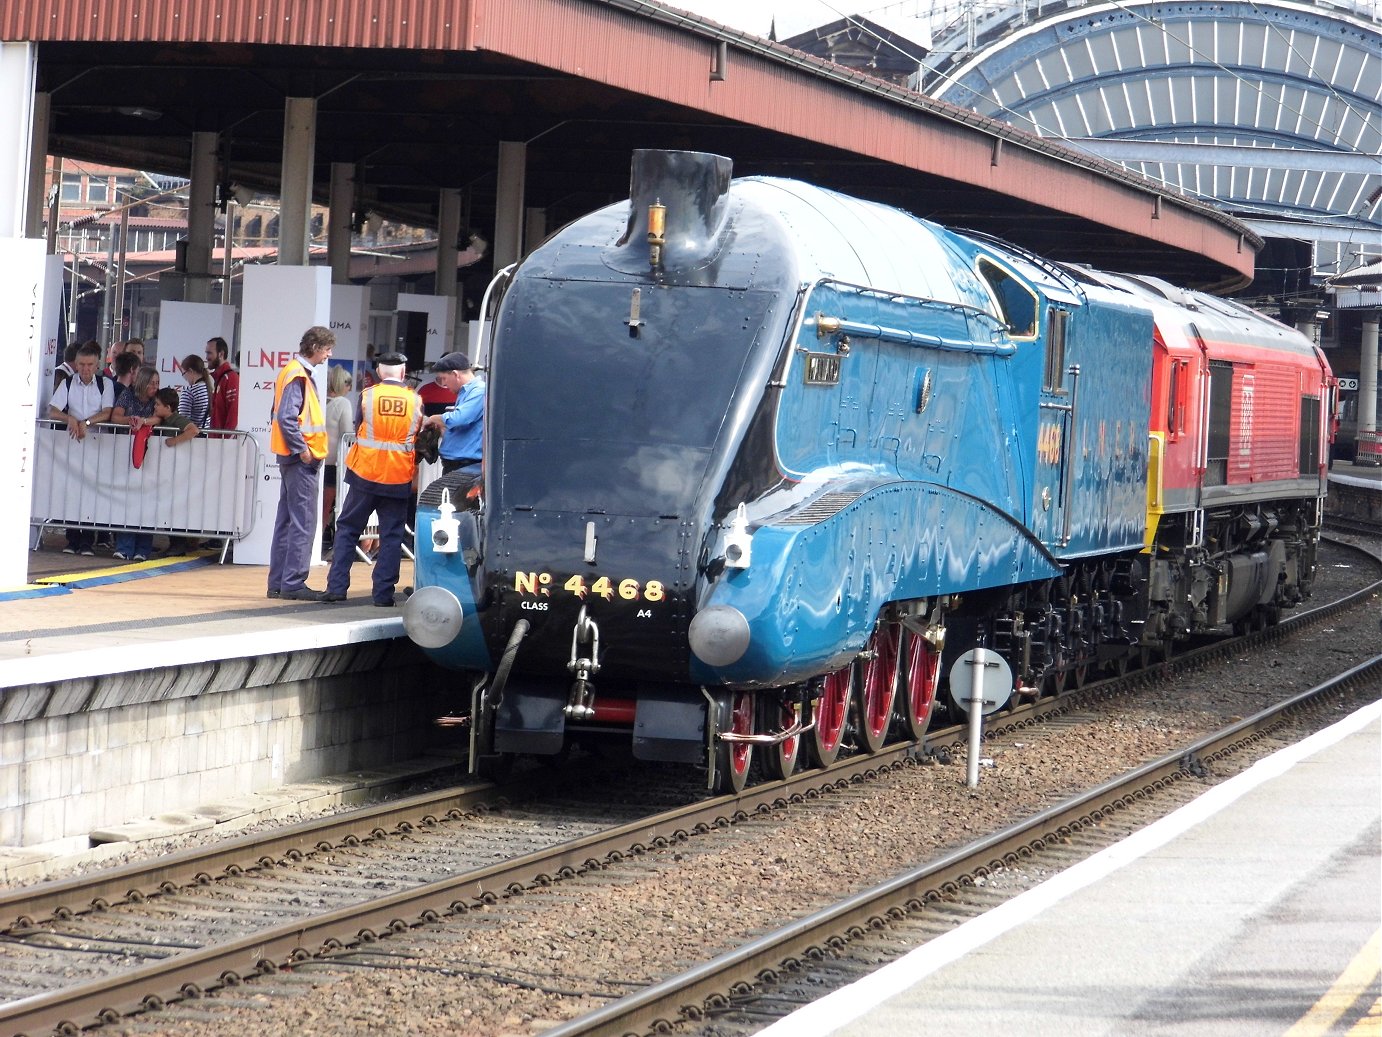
[322,352,424,606]
[424,352,485,476]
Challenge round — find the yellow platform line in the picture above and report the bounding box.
[1286,928,1382,1037]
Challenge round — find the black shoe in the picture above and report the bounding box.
[266,589,282,599]
[282,587,327,601]
[373,599,395,608]
[321,592,347,603]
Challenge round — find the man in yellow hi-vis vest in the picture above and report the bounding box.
[267,325,335,601]
[321,352,423,606]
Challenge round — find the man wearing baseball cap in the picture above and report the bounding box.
[322,352,423,607]
[424,352,485,475]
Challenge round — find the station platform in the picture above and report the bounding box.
[1329,458,1382,488]
[765,700,1382,1037]
[0,539,456,856]
[2,538,408,686]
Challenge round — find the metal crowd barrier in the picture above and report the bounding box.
[31,420,263,559]
[333,434,442,564]
[1357,429,1382,467]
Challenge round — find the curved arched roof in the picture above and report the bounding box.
[922,0,1381,247]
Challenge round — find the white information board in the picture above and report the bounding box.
[329,284,368,403]
[155,301,237,384]
[3,237,49,587]
[234,265,332,566]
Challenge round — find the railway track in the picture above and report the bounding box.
[2,540,1378,1037]
[1324,513,1382,539]
[546,653,1382,1037]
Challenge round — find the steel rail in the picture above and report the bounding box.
[0,743,930,1037]
[539,652,1382,1037]
[0,775,503,931]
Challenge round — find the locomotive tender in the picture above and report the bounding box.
[403,150,1332,792]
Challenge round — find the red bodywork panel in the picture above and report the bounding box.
[1147,296,1330,511]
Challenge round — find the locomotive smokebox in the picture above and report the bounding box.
[611,150,733,274]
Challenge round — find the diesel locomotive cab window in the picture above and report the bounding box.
[1167,359,1188,438]
[977,257,1038,339]
[1205,361,1233,486]
[1298,396,1321,473]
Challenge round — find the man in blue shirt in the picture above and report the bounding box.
[424,352,485,475]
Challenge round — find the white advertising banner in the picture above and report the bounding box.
[0,44,37,240]
[329,284,368,402]
[34,253,63,405]
[397,294,455,363]
[155,301,237,384]
[3,236,48,587]
[235,265,332,566]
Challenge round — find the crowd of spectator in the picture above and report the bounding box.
[44,335,242,559]
[43,334,473,588]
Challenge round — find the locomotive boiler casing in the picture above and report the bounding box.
[406,150,1158,761]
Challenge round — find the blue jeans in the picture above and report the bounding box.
[115,532,153,559]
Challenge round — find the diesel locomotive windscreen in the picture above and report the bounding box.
[491,278,777,515]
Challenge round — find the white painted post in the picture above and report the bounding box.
[1360,317,1379,437]
[965,653,985,787]
[0,43,37,240]
[1,43,47,586]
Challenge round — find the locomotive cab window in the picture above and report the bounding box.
[1298,396,1321,473]
[1167,359,1187,439]
[977,257,1038,339]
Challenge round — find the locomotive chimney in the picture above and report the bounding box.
[611,150,733,275]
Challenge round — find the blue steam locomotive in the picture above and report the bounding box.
[403,150,1327,792]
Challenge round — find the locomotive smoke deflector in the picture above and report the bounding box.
[609,150,733,275]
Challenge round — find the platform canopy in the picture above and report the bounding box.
[1,0,1266,288]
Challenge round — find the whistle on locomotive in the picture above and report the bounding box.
[646,199,667,270]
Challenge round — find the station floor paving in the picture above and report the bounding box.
[764,702,1382,1037]
[2,535,409,679]
[1329,460,1382,486]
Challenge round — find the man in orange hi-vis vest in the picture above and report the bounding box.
[322,352,424,606]
[267,325,335,601]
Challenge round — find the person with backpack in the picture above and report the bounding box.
[48,341,113,442]
[52,341,80,394]
[47,341,114,555]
